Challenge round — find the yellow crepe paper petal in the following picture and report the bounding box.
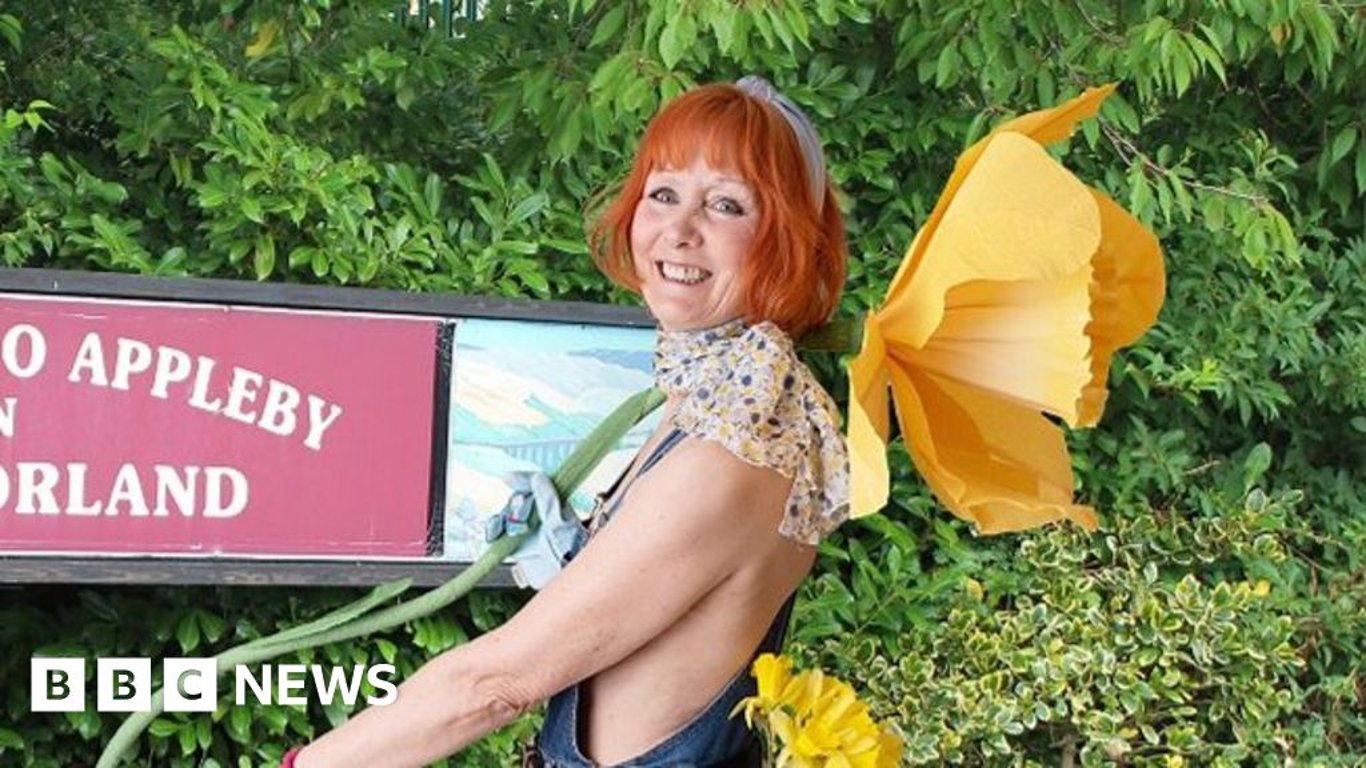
[1078,189,1166,425]
[882,84,1116,311]
[993,83,1117,145]
[877,132,1101,352]
[896,268,1094,424]
[847,84,1164,530]
[847,318,892,519]
[887,362,1096,532]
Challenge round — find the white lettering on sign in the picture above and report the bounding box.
[17,463,60,514]
[186,354,222,414]
[1,463,249,518]
[203,467,248,518]
[153,465,198,517]
[110,338,153,391]
[65,464,103,516]
[258,380,300,437]
[0,396,16,438]
[63,333,343,451]
[221,367,264,425]
[149,346,192,399]
[107,464,149,517]
[3,324,47,378]
[305,397,343,452]
[67,332,109,386]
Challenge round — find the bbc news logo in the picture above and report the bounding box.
[31,657,398,712]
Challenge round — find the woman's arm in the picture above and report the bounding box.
[295,436,794,767]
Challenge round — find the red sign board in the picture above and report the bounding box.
[0,293,441,558]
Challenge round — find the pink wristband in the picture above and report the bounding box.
[281,747,303,767]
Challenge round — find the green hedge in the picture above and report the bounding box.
[1,0,1362,765]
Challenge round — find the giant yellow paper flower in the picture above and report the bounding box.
[847,84,1166,533]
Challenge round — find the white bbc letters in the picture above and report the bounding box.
[33,658,399,711]
[30,658,85,712]
[97,658,152,713]
[163,658,218,713]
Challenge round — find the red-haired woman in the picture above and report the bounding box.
[290,77,850,768]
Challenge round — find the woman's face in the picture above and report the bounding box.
[630,155,758,332]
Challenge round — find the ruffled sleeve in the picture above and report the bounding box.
[668,322,849,545]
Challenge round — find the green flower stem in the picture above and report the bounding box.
[97,387,667,767]
[799,314,864,354]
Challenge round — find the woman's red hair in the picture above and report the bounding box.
[589,83,846,339]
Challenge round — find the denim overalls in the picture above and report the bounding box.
[531,428,796,767]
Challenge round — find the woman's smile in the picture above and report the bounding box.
[655,260,713,285]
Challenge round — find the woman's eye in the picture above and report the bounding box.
[648,187,678,204]
[710,197,746,215]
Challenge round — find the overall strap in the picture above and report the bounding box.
[592,428,687,529]
[755,592,798,656]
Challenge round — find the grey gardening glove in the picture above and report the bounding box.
[483,470,587,590]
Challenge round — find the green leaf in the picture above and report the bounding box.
[1329,127,1357,165]
[253,234,276,280]
[38,153,68,186]
[1356,144,1366,192]
[710,7,738,54]
[590,5,627,49]
[658,12,696,70]
[482,153,506,192]
[787,4,811,47]
[228,705,252,742]
[963,110,989,148]
[1171,37,1193,96]
[375,638,398,664]
[423,173,443,219]
[198,610,227,642]
[1187,33,1227,85]
[588,51,630,95]
[0,14,21,53]
[518,269,549,296]
[241,197,264,224]
[312,249,329,278]
[471,197,497,227]
[934,44,958,89]
[178,720,196,755]
[148,718,180,738]
[495,240,538,255]
[508,192,547,224]
[176,613,201,653]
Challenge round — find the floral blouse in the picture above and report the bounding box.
[654,319,849,545]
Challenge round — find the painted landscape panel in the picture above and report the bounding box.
[442,319,659,562]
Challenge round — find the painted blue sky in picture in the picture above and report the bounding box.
[442,318,660,562]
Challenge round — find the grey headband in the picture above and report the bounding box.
[735,75,827,213]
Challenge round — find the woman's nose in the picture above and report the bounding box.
[663,207,702,248]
